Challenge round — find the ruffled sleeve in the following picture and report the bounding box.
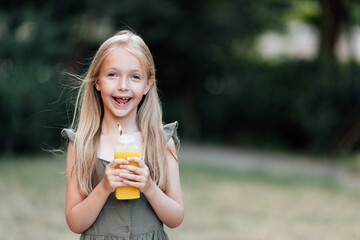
[163,121,180,153]
[61,128,76,142]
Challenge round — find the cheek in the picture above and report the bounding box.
[99,79,116,92]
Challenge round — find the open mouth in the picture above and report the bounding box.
[113,97,132,106]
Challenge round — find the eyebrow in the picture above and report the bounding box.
[103,67,143,73]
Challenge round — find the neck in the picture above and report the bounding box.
[100,110,139,136]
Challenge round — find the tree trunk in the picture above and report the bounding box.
[318,0,346,61]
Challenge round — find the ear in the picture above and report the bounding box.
[95,82,100,91]
[144,76,154,95]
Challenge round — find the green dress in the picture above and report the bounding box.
[62,122,180,240]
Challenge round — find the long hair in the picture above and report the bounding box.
[71,30,168,196]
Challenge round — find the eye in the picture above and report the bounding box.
[108,72,117,78]
[132,75,141,80]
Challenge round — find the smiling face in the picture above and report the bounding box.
[95,46,153,123]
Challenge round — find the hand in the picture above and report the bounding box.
[119,157,154,195]
[101,158,129,194]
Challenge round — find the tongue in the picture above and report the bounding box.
[116,98,130,104]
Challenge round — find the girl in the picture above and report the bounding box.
[61,30,184,240]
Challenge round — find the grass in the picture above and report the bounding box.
[0,155,74,240]
[1,154,360,240]
[169,162,360,240]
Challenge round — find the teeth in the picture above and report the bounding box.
[114,97,131,104]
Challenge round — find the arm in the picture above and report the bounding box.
[120,138,184,228]
[65,141,129,233]
[145,138,185,228]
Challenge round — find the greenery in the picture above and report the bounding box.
[0,154,360,239]
[1,0,360,154]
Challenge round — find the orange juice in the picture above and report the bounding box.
[114,150,140,200]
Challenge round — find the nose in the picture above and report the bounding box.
[118,76,129,91]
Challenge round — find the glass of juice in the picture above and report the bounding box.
[114,128,140,200]
[114,150,140,200]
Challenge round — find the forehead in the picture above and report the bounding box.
[102,46,143,71]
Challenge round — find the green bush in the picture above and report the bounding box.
[190,60,360,152]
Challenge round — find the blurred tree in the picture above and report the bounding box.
[318,0,347,61]
[316,0,360,151]
[0,0,87,153]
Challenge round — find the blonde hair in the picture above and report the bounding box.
[71,30,168,196]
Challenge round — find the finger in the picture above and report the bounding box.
[105,168,123,178]
[118,169,131,174]
[127,157,145,167]
[122,179,141,188]
[107,159,121,169]
[120,164,142,174]
[112,181,129,188]
[109,176,123,183]
[120,172,144,182]
[114,158,129,164]
[108,158,129,169]
[114,169,128,176]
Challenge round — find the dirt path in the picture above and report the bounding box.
[179,143,359,190]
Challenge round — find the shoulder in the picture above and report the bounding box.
[163,121,180,153]
[61,128,76,142]
[167,136,177,153]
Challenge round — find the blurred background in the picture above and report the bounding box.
[1,0,360,239]
[1,0,360,154]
